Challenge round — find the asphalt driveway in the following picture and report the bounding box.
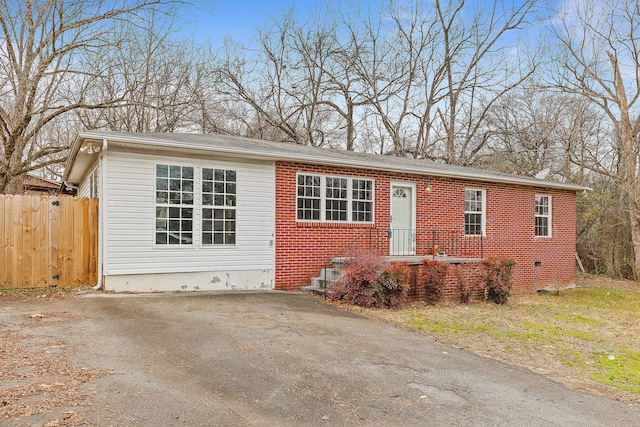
[2,291,640,426]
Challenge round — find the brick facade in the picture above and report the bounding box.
[275,161,577,293]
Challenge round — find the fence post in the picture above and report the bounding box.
[432,230,436,260]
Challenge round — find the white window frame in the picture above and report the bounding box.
[352,178,375,222]
[535,194,552,237]
[464,188,486,237]
[154,164,195,246]
[153,163,239,248]
[89,167,99,198]
[202,168,237,246]
[296,173,375,224]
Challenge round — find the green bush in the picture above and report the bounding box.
[481,257,516,304]
[418,260,448,305]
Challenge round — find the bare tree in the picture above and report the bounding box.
[0,0,197,193]
[547,0,640,278]
[214,12,310,144]
[76,9,209,134]
[348,0,439,156]
[431,0,539,166]
[479,89,602,179]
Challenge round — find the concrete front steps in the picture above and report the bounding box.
[300,258,345,296]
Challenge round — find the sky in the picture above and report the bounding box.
[184,0,321,47]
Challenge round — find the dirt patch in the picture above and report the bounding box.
[0,298,107,426]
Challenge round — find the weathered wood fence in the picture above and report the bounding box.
[0,195,98,289]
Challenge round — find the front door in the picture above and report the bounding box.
[390,184,415,255]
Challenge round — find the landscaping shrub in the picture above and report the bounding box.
[377,261,411,309]
[456,264,482,304]
[330,253,410,309]
[481,257,516,304]
[418,260,448,305]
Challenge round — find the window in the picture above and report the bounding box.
[297,173,374,223]
[464,189,485,236]
[202,168,237,245]
[297,175,321,220]
[155,164,194,245]
[325,177,347,221]
[352,179,373,222]
[535,195,551,237]
[89,168,99,198]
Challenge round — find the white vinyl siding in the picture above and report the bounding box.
[78,165,100,198]
[103,151,275,275]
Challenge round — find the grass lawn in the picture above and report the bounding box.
[342,275,640,407]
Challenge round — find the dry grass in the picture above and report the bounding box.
[342,274,640,407]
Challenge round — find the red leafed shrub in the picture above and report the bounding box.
[456,264,483,304]
[376,261,411,309]
[481,257,516,304]
[330,253,410,309]
[418,260,448,305]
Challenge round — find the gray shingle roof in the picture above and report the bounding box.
[66,131,590,191]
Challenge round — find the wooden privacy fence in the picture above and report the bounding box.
[0,195,98,289]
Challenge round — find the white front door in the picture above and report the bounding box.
[390,184,415,255]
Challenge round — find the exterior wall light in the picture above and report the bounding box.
[424,182,432,193]
[80,143,102,155]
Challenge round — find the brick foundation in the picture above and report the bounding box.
[405,262,487,303]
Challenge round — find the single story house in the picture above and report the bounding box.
[63,131,589,293]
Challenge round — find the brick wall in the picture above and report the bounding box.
[275,161,577,293]
[406,262,487,302]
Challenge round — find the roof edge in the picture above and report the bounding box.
[68,131,591,192]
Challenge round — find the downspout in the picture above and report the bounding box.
[64,182,79,194]
[93,138,108,290]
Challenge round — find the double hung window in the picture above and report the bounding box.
[297,174,374,223]
[155,165,194,245]
[297,175,321,220]
[325,177,348,221]
[535,195,551,237]
[155,164,237,246]
[352,179,373,222]
[464,189,485,236]
[202,168,236,245]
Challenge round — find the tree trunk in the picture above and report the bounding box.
[609,52,640,279]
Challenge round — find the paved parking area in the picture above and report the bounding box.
[2,291,640,426]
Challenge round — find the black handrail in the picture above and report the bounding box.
[318,227,483,299]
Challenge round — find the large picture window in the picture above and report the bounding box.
[535,195,551,237]
[155,164,194,245]
[202,168,237,245]
[297,173,374,223]
[464,188,485,236]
